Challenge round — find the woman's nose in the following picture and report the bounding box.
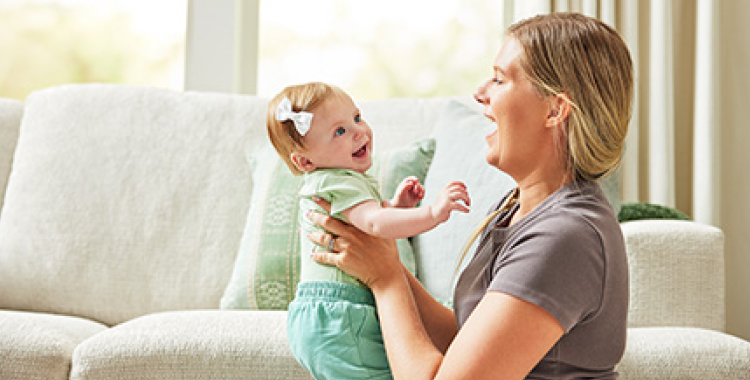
[474,83,489,104]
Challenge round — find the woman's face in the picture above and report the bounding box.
[474,37,553,179]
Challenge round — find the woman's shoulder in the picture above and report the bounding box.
[548,181,617,225]
[518,181,620,246]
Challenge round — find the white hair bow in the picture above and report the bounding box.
[275,97,313,136]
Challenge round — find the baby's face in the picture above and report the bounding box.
[293,95,373,174]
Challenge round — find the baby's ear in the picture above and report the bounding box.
[290,152,316,173]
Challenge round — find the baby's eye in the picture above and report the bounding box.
[354,114,362,123]
[334,127,346,137]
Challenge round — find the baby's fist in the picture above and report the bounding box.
[431,181,470,223]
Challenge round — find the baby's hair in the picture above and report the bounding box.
[266,82,350,175]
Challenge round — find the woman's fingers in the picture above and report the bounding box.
[311,196,332,213]
[308,230,338,252]
[305,209,402,287]
[306,210,351,237]
[310,249,340,268]
[307,230,343,268]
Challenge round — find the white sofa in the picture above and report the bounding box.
[0,84,748,380]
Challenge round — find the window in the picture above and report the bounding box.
[0,0,186,100]
[258,0,506,100]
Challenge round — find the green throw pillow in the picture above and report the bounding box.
[221,138,436,310]
[618,202,691,223]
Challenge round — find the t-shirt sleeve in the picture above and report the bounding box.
[309,172,379,218]
[488,215,606,332]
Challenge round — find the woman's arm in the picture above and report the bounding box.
[308,210,565,380]
[374,276,564,380]
[403,267,458,353]
[434,292,564,380]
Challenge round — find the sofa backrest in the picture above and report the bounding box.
[0,85,470,325]
[0,85,267,325]
[0,99,22,215]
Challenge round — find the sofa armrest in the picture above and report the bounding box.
[621,220,725,330]
[617,327,750,380]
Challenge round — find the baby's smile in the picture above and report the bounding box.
[352,143,368,158]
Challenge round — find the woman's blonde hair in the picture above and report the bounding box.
[266,82,349,175]
[508,13,634,181]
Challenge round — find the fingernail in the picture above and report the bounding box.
[312,195,322,202]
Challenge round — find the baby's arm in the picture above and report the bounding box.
[342,181,470,239]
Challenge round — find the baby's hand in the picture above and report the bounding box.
[430,181,470,223]
[390,176,425,208]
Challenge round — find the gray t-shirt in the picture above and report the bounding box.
[454,181,628,380]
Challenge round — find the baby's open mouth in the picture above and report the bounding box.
[352,144,367,158]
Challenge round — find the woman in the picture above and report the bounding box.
[307,13,633,380]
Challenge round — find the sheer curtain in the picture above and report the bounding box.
[503,0,750,342]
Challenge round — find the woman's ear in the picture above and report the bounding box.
[546,93,572,128]
[291,152,316,173]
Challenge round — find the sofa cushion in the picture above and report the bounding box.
[71,310,312,380]
[0,84,266,325]
[0,310,107,380]
[221,138,435,310]
[0,98,22,214]
[617,327,750,380]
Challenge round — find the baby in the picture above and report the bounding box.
[267,82,469,380]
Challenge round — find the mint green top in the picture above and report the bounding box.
[298,168,383,287]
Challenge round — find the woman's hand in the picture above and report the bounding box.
[307,197,404,288]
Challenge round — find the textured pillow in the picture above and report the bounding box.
[221,138,436,310]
